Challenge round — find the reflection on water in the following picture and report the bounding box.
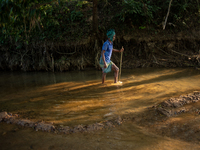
[0,68,200,127]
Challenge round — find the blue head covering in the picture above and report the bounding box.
[107,29,115,42]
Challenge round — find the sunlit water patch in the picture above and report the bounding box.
[0,68,200,126]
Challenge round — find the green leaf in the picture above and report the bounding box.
[9,7,13,16]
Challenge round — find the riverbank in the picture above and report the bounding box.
[1,28,200,72]
[1,0,200,72]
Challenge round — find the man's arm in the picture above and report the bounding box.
[112,47,124,52]
[101,50,107,68]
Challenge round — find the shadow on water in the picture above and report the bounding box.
[0,68,200,126]
[1,68,200,149]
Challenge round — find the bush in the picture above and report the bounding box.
[115,0,160,25]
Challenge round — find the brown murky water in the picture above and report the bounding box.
[1,122,200,150]
[1,68,200,150]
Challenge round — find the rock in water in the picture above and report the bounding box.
[0,112,8,122]
[35,122,55,132]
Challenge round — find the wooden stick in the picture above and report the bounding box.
[119,46,123,81]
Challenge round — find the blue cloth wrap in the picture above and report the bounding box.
[99,58,113,73]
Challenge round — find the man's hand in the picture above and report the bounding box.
[104,63,107,68]
[120,47,124,52]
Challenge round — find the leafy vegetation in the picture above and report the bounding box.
[1,0,199,44]
[116,0,160,25]
[0,0,200,71]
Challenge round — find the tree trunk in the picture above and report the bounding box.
[93,0,98,38]
[163,0,173,30]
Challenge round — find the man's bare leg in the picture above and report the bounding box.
[112,64,119,83]
[102,72,106,84]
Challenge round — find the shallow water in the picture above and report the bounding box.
[1,68,200,126]
[1,68,200,150]
[1,122,200,150]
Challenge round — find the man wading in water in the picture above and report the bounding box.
[99,29,124,84]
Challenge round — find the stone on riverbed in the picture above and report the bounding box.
[0,111,115,134]
[105,121,113,127]
[115,116,122,125]
[160,93,200,108]
[157,91,200,117]
[5,117,18,124]
[16,119,35,128]
[157,107,172,117]
[0,112,8,122]
[87,123,104,131]
[35,122,55,132]
[58,126,70,134]
[73,125,86,133]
